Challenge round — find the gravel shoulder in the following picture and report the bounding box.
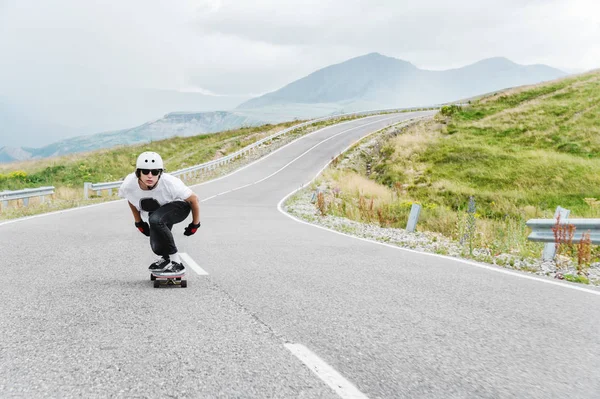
[281,118,600,288]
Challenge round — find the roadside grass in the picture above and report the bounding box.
[0,114,370,220]
[311,71,600,271]
[0,121,303,191]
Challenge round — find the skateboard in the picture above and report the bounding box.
[150,272,187,288]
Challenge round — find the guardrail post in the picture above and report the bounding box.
[543,206,570,261]
[23,198,29,206]
[84,182,91,200]
[406,204,422,233]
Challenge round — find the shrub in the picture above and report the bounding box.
[440,105,462,117]
[9,171,27,180]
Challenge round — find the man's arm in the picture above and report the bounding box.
[128,201,150,236]
[185,193,201,224]
[127,201,142,223]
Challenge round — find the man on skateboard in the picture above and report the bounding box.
[118,151,201,276]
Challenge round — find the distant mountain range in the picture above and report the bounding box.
[0,111,261,163]
[0,53,568,163]
[237,53,566,111]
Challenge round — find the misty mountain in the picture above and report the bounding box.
[1,53,568,164]
[237,53,567,114]
[1,88,251,148]
[0,111,263,162]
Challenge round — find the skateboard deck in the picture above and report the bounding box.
[150,272,187,288]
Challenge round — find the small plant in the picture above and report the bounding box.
[460,196,477,256]
[440,104,462,117]
[316,192,327,216]
[376,207,393,228]
[576,231,592,275]
[552,215,576,269]
[358,196,375,222]
[563,274,590,284]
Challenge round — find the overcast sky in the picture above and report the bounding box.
[1,0,598,98]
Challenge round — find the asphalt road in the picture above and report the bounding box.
[1,113,599,398]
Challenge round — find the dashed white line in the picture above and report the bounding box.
[285,343,369,399]
[180,252,209,275]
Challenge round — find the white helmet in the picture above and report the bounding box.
[136,151,164,169]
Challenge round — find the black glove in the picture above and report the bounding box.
[184,222,201,236]
[135,220,150,236]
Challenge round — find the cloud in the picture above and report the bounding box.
[1,0,598,99]
[188,0,600,71]
[0,0,598,142]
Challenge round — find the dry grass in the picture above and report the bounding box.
[325,170,393,201]
[389,121,441,159]
[0,186,110,219]
[0,146,127,175]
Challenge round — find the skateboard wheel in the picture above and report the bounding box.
[181,280,187,288]
[153,280,160,288]
[150,274,156,281]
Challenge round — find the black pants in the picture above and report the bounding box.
[148,201,191,257]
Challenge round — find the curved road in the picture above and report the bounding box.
[1,113,599,398]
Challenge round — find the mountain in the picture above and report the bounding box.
[236,53,568,116]
[239,54,418,109]
[1,53,569,164]
[0,111,263,162]
[0,88,251,148]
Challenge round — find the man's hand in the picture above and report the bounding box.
[184,222,201,236]
[135,220,150,236]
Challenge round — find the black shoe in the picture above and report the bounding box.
[148,257,170,273]
[157,261,186,276]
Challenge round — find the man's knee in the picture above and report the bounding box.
[148,211,163,226]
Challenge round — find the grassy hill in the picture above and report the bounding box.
[390,70,600,218]
[313,70,600,261]
[0,121,302,191]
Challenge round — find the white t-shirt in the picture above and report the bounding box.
[118,172,193,213]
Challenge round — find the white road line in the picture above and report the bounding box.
[180,252,209,275]
[285,343,369,399]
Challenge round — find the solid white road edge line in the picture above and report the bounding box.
[180,252,209,275]
[200,114,404,202]
[275,125,600,297]
[284,343,369,399]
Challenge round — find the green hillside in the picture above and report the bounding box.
[391,70,600,218]
[314,70,600,262]
[0,121,302,191]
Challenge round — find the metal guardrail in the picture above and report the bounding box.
[82,105,442,199]
[526,218,600,245]
[0,186,55,209]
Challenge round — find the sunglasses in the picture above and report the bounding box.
[139,169,162,176]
